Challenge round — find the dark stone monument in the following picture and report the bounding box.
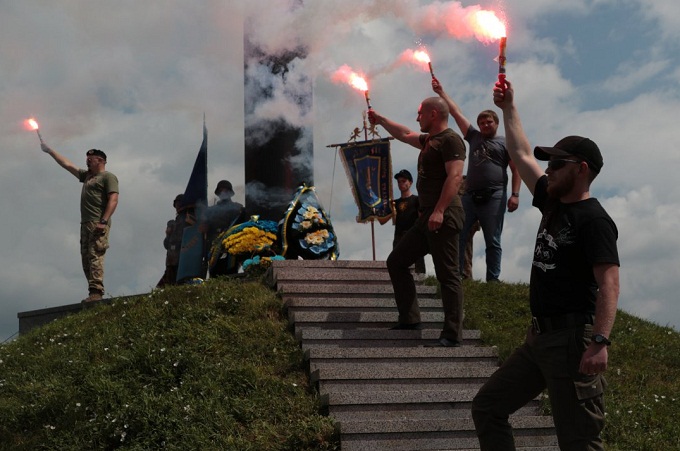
[243,22,313,221]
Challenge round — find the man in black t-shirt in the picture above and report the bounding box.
[471,79,620,450]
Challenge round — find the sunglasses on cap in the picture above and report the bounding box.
[547,159,583,170]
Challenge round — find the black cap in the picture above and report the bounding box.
[394,169,413,182]
[86,149,107,161]
[214,180,234,196]
[534,136,603,173]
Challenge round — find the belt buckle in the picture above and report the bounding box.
[531,317,541,334]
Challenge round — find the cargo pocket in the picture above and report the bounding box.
[94,231,109,254]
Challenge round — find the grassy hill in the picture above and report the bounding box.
[1,276,679,450]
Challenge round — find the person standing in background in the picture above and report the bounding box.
[433,78,520,282]
[379,169,426,274]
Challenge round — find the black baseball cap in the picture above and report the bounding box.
[534,136,603,173]
[86,149,107,161]
[394,169,413,182]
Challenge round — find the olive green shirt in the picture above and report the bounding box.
[78,169,119,223]
[416,128,466,209]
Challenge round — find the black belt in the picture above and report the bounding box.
[531,313,594,334]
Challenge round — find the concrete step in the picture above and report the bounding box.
[290,311,446,331]
[277,282,437,298]
[311,362,497,383]
[305,346,498,363]
[299,328,483,349]
[272,268,428,286]
[329,402,545,422]
[338,416,558,450]
[267,260,558,449]
[311,363,497,394]
[285,296,443,312]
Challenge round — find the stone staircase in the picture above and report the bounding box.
[268,259,558,450]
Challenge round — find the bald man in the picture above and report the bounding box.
[369,97,466,347]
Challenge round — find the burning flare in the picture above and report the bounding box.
[26,118,40,131]
[331,64,368,92]
[331,65,372,109]
[398,48,435,78]
[471,10,507,42]
[413,50,431,64]
[25,117,44,143]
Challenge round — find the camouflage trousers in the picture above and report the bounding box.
[80,222,110,295]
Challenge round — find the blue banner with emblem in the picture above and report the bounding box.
[339,139,393,223]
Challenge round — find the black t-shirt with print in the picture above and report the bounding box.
[530,176,619,317]
[394,195,420,235]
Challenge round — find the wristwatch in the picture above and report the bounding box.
[591,334,611,346]
[99,219,108,225]
[511,192,520,197]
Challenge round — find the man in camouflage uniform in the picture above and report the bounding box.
[42,143,119,303]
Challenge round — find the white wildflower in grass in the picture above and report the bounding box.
[104,348,109,351]
[160,348,166,352]
[164,301,169,305]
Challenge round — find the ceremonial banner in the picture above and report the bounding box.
[339,139,393,223]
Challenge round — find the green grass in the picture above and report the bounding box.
[1,276,678,450]
[0,278,338,450]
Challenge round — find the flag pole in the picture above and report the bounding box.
[363,113,376,261]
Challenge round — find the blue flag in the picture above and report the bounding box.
[177,120,208,282]
[182,121,208,209]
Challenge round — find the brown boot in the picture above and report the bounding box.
[82,292,103,304]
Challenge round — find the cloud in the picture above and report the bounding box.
[2,0,680,343]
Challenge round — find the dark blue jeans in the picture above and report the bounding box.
[460,190,506,281]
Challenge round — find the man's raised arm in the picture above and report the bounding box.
[368,110,422,149]
[432,78,471,137]
[41,142,80,179]
[492,79,544,195]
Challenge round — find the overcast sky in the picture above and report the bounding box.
[2,0,679,342]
